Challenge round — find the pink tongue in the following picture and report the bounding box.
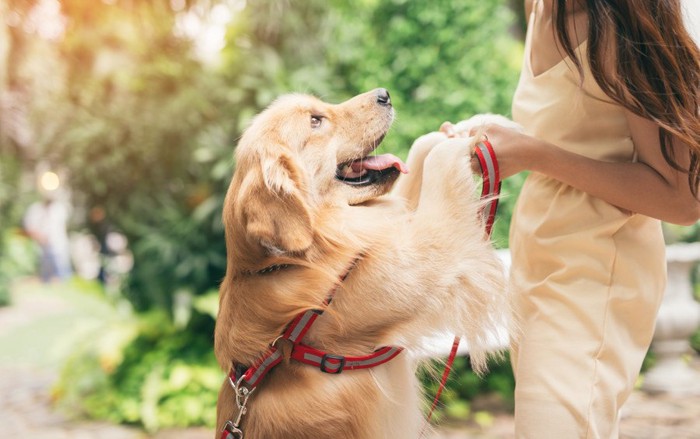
[350,154,409,174]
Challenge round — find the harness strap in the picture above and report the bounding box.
[224,260,403,437]
[231,316,405,387]
[227,255,404,391]
[231,263,358,391]
[291,343,404,374]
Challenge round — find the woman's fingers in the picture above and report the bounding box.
[440,121,456,137]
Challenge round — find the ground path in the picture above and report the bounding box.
[1,279,699,438]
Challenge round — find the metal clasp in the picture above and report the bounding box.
[222,375,255,439]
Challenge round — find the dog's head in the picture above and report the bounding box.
[225,89,406,260]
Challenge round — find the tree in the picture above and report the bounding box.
[30,0,232,310]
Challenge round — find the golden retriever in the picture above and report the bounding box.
[214,89,509,439]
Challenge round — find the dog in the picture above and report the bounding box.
[214,88,510,439]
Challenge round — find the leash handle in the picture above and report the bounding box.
[474,138,501,236]
[424,138,501,427]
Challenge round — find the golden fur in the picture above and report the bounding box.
[214,89,510,439]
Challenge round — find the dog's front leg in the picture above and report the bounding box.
[392,131,448,210]
[408,136,509,372]
[415,136,483,225]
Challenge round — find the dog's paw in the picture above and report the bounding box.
[423,137,479,185]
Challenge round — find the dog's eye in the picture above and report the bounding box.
[310,116,323,129]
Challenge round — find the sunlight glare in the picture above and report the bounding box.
[40,171,60,192]
[25,0,66,41]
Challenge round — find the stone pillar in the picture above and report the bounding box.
[642,243,700,395]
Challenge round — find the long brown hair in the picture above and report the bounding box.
[554,0,700,197]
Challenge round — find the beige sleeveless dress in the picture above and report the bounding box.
[509,8,667,439]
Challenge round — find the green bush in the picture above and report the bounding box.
[55,304,221,432]
[421,354,515,423]
[692,330,700,353]
[0,152,34,306]
[0,229,38,305]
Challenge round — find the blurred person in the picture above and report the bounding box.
[87,205,112,285]
[441,0,700,437]
[23,195,72,282]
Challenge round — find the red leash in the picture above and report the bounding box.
[424,138,501,425]
[474,138,501,237]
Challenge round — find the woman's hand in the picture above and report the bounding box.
[441,112,700,224]
[440,121,535,179]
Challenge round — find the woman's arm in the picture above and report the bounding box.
[475,114,700,226]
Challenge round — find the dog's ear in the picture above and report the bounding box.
[241,151,314,255]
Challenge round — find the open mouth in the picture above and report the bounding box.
[336,154,409,186]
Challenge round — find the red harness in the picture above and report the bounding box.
[221,139,501,439]
[220,260,404,439]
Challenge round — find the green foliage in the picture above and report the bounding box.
[28,1,233,311]
[0,229,37,305]
[218,0,348,133]
[326,0,523,246]
[692,330,700,353]
[55,305,221,431]
[663,223,700,244]
[337,0,521,131]
[0,154,31,305]
[421,354,515,422]
[0,154,24,228]
[0,273,9,306]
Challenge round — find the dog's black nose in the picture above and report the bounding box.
[376,88,391,107]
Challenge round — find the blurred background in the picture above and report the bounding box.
[0,0,699,438]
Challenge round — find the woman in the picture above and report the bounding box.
[443,0,699,437]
